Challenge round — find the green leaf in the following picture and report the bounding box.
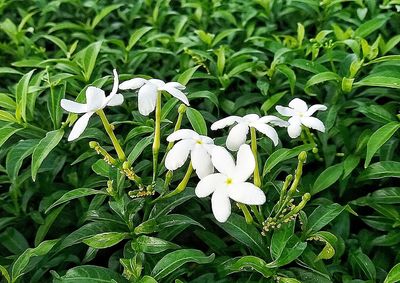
[31,129,64,181]
[271,221,294,260]
[45,188,108,213]
[0,228,29,254]
[358,161,400,181]
[215,214,268,258]
[151,249,214,280]
[311,163,343,195]
[305,203,345,235]
[342,154,360,179]
[186,107,207,135]
[187,91,219,108]
[15,70,35,123]
[0,124,22,149]
[127,135,153,163]
[220,256,275,278]
[74,41,102,82]
[304,72,340,95]
[48,83,65,129]
[227,62,255,78]
[82,232,128,249]
[261,91,286,113]
[0,110,17,122]
[6,139,37,181]
[267,236,307,268]
[12,239,59,282]
[35,204,66,246]
[354,15,388,38]
[91,4,123,29]
[384,263,400,283]
[0,93,16,110]
[349,249,376,281]
[365,122,400,168]
[53,265,129,283]
[177,66,200,85]
[276,65,296,95]
[263,144,313,175]
[134,214,203,235]
[354,75,400,89]
[309,231,337,260]
[132,235,180,254]
[0,265,10,283]
[126,27,152,51]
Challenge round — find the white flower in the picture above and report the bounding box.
[165,129,215,179]
[61,69,123,141]
[275,98,327,138]
[119,78,189,116]
[195,144,266,222]
[210,114,288,151]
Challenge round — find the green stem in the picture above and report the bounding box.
[154,163,193,202]
[250,127,261,188]
[303,127,322,161]
[237,203,254,224]
[97,110,126,161]
[152,91,162,182]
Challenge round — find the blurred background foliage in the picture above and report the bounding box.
[0,0,400,282]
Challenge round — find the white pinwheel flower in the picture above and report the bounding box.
[165,129,215,179]
[195,144,266,222]
[60,69,124,141]
[119,78,189,116]
[275,98,327,139]
[211,114,288,151]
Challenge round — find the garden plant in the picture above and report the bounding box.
[1,0,400,282]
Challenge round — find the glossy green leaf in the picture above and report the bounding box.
[151,249,214,280]
[365,122,400,168]
[186,107,207,135]
[53,265,129,283]
[311,163,343,195]
[305,203,345,235]
[132,235,180,254]
[384,263,400,283]
[31,129,64,181]
[15,70,35,123]
[82,232,128,249]
[358,161,400,181]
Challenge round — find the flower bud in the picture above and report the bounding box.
[312,147,318,154]
[89,141,99,148]
[298,151,307,163]
[178,104,187,114]
[122,161,130,170]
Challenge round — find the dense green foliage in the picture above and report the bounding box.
[1,0,400,282]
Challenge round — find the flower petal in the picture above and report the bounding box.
[195,173,226,197]
[106,93,124,106]
[60,99,87,113]
[288,98,308,112]
[138,83,158,116]
[111,69,119,95]
[234,144,255,182]
[119,78,147,90]
[306,104,327,116]
[86,86,106,111]
[258,115,289,127]
[228,182,266,205]
[191,146,214,179]
[251,123,279,146]
[226,123,249,151]
[68,112,94,141]
[165,82,186,90]
[165,139,194,170]
[199,135,214,144]
[211,116,242,130]
[211,146,236,176]
[243,114,259,123]
[287,117,302,138]
[301,117,325,132]
[212,188,231,222]
[163,85,189,106]
[167,129,198,142]
[275,106,296,117]
[148,79,165,88]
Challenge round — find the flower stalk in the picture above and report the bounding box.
[250,127,261,187]
[152,91,162,182]
[97,109,126,161]
[89,141,117,166]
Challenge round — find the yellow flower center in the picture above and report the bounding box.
[196,140,203,144]
[225,178,233,185]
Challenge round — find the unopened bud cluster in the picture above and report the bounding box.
[128,185,155,198]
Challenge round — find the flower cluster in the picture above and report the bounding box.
[61,69,327,223]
